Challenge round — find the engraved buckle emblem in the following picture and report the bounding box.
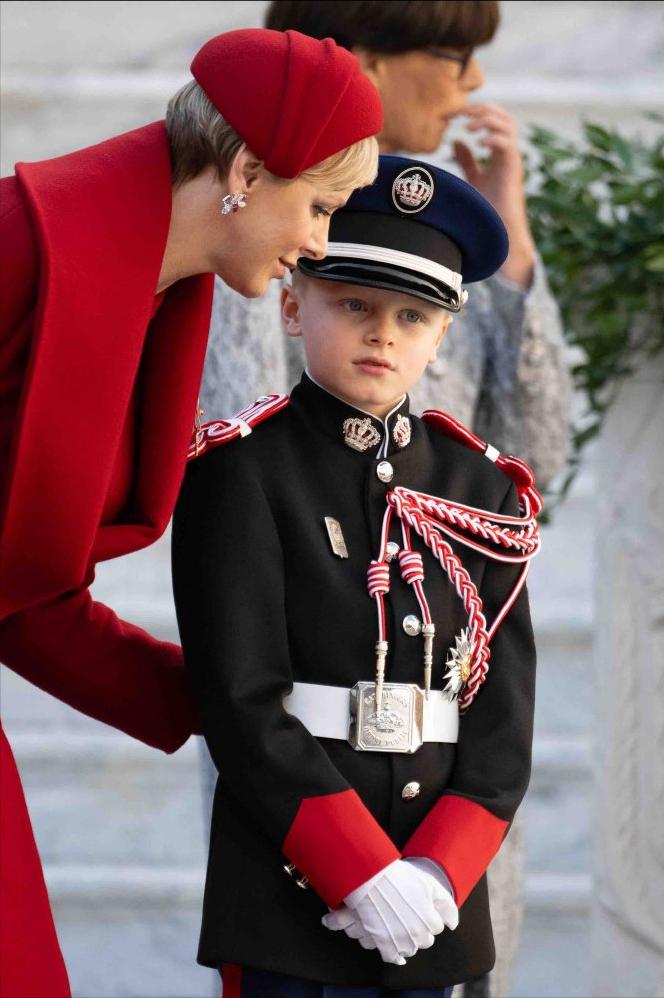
[349,682,424,753]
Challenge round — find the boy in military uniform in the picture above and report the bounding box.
[172,157,540,997]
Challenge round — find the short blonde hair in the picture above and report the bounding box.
[166,80,378,192]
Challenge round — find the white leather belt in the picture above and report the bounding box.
[284,681,458,753]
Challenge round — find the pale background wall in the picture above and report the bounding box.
[2,3,663,996]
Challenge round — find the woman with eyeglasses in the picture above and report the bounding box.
[198,4,571,998]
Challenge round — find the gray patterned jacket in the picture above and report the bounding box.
[199,256,570,486]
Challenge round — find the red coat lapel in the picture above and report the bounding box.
[0,122,214,615]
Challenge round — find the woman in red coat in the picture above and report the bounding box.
[0,28,381,997]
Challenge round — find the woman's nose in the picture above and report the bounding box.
[463,54,485,92]
[299,220,329,262]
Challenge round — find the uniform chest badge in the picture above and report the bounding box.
[393,414,411,449]
[443,628,473,700]
[324,516,349,559]
[392,167,435,215]
[343,416,381,452]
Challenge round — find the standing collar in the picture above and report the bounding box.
[290,371,412,458]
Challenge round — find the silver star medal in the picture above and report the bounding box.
[443,628,474,701]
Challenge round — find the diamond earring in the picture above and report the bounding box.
[221,192,248,215]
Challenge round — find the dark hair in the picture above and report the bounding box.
[265,1,500,54]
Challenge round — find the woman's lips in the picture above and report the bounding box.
[275,258,296,279]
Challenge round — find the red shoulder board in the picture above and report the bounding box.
[188,394,290,461]
[422,408,543,515]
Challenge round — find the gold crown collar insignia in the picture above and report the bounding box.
[343,416,381,452]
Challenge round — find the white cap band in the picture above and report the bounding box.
[327,241,463,296]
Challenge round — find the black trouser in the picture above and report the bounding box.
[219,965,455,997]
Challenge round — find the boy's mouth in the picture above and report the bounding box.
[353,356,395,375]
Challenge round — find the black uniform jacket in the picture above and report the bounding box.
[172,374,536,989]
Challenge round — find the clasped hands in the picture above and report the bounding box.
[322,858,458,966]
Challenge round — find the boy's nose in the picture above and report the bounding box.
[366,317,395,345]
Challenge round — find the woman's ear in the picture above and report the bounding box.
[281,284,303,338]
[225,144,263,195]
[351,47,385,90]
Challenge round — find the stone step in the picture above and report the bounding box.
[1,615,594,732]
[512,909,590,998]
[46,867,212,998]
[8,730,206,869]
[2,583,595,741]
[8,726,591,871]
[44,863,591,911]
[43,863,591,998]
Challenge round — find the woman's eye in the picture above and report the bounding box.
[313,204,331,218]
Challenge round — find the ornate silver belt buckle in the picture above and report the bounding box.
[349,682,424,753]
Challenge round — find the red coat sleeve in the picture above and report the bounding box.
[0,570,198,754]
[1,175,198,755]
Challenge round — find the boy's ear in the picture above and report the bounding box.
[428,315,453,363]
[281,284,303,338]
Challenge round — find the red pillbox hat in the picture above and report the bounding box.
[191,28,383,179]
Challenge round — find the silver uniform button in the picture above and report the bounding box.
[385,541,400,562]
[403,615,422,636]
[402,782,421,800]
[376,460,394,483]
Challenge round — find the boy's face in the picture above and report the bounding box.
[282,275,452,419]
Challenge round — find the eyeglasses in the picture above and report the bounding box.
[425,47,472,76]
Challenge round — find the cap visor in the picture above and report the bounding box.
[297,258,463,312]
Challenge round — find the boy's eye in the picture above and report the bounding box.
[400,308,425,323]
[343,299,368,312]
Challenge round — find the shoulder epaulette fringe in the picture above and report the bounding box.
[422,408,543,515]
[188,394,290,461]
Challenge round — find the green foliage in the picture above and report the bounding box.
[526,118,664,504]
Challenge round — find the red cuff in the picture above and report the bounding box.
[283,789,400,908]
[402,794,508,906]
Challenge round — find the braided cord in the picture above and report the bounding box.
[385,486,540,711]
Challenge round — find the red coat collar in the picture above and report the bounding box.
[0,122,214,615]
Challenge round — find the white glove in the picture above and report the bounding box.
[321,858,458,965]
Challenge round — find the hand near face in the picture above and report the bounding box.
[453,103,536,288]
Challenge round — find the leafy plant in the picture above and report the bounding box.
[526,118,664,503]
